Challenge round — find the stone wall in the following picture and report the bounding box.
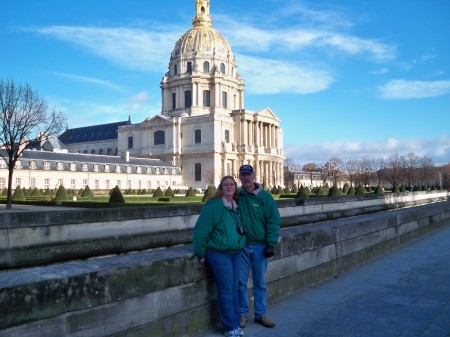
[0,192,449,336]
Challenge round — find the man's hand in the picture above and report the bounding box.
[263,244,274,258]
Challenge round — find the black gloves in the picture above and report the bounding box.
[263,244,274,258]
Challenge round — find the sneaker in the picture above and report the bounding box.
[224,329,240,337]
[254,315,275,328]
[240,315,247,328]
[237,327,245,336]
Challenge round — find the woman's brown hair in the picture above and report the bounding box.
[209,175,238,201]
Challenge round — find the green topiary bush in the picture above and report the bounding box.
[1,188,8,196]
[153,187,164,197]
[296,185,309,198]
[81,185,93,197]
[30,187,43,197]
[375,185,384,194]
[291,185,298,193]
[276,186,284,195]
[347,186,356,195]
[109,185,125,203]
[328,184,341,197]
[342,183,350,194]
[165,186,174,197]
[355,185,366,195]
[12,186,26,201]
[54,185,70,205]
[185,187,196,197]
[202,185,215,202]
[315,186,328,197]
[393,185,401,193]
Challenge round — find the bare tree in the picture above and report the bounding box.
[357,158,373,187]
[302,162,317,187]
[0,79,66,209]
[327,157,344,186]
[345,159,358,187]
[372,157,386,186]
[284,157,296,189]
[404,152,419,188]
[418,155,434,188]
[387,153,402,188]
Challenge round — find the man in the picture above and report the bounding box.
[237,164,280,329]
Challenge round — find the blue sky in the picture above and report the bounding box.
[2,0,450,166]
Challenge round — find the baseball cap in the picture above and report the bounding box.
[239,164,254,174]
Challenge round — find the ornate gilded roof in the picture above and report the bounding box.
[171,0,233,58]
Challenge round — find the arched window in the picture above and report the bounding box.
[187,62,192,73]
[154,130,165,145]
[174,64,178,75]
[203,90,211,107]
[220,63,225,73]
[203,61,210,73]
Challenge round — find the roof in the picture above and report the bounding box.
[58,120,131,144]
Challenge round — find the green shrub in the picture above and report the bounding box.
[400,185,406,192]
[276,186,284,194]
[412,185,420,192]
[315,186,328,197]
[296,185,309,198]
[185,187,196,197]
[355,185,366,195]
[140,188,147,195]
[393,185,401,193]
[270,186,277,194]
[375,185,384,194]
[165,186,174,197]
[1,188,8,196]
[342,183,350,194]
[30,187,43,197]
[54,185,70,205]
[328,184,341,197]
[109,185,125,203]
[81,185,93,197]
[153,187,164,197]
[77,188,84,196]
[291,185,298,193]
[347,186,356,195]
[44,188,53,196]
[202,185,215,202]
[12,186,26,201]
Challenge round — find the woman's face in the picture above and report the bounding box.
[221,178,236,198]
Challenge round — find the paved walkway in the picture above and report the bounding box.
[198,226,450,337]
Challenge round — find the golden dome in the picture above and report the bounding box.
[171,0,233,59]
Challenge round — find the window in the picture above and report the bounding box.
[0,178,5,189]
[172,93,176,110]
[16,160,22,169]
[187,62,192,73]
[82,164,88,172]
[115,165,121,173]
[106,180,110,190]
[154,130,165,145]
[128,136,133,149]
[44,179,50,189]
[222,91,227,108]
[30,178,36,189]
[225,130,230,143]
[58,179,63,187]
[99,149,104,155]
[15,178,21,187]
[57,162,64,170]
[203,90,211,107]
[107,148,112,155]
[44,161,51,170]
[195,129,202,143]
[136,166,142,174]
[95,180,99,190]
[203,61,210,73]
[70,163,76,171]
[91,149,95,154]
[220,63,225,73]
[71,179,76,189]
[174,64,178,75]
[146,167,152,174]
[126,166,132,173]
[0,159,6,169]
[94,164,99,172]
[104,165,110,172]
[194,163,201,182]
[185,90,192,108]
[117,180,121,188]
[147,181,152,189]
[127,180,131,189]
[83,179,88,188]
[29,161,37,169]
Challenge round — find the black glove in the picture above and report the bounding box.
[263,244,274,258]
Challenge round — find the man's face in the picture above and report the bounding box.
[239,172,255,191]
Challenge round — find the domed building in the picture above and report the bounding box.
[118,0,284,189]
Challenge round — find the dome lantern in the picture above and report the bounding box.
[192,0,213,28]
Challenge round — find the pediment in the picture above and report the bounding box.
[255,108,280,122]
[141,114,172,127]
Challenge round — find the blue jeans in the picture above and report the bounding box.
[205,249,241,331]
[238,243,268,318]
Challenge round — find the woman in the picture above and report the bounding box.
[193,176,246,337]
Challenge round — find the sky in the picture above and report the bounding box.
[2,0,450,167]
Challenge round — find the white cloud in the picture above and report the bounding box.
[379,79,450,99]
[54,72,121,90]
[128,91,150,104]
[237,54,333,94]
[285,136,450,166]
[33,25,180,72]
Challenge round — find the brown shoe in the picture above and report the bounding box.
[240,315,247,328]
[254,315,275,328]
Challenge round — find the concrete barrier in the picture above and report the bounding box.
[0,193,449,337]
